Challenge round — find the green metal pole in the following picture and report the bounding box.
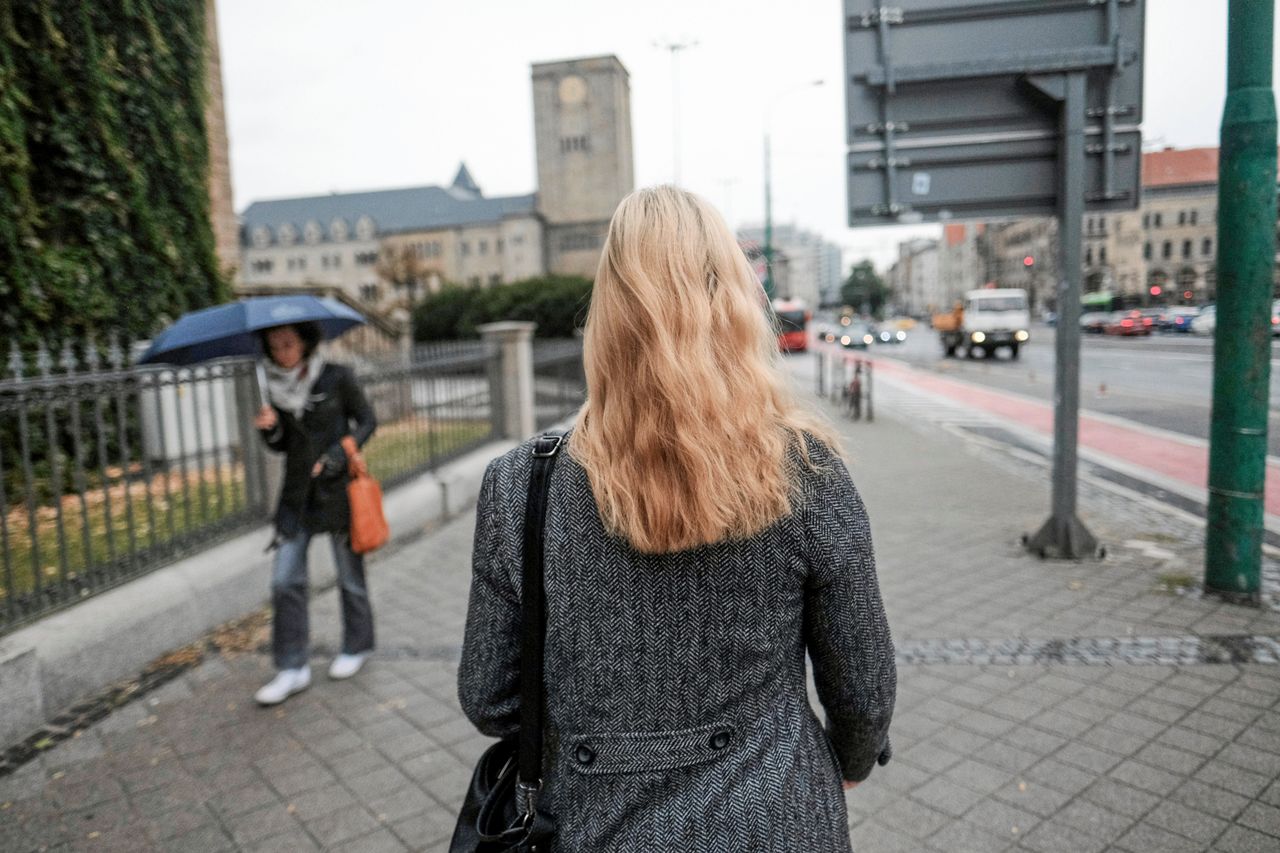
[764,132,775,301]
[1205,0,1277,602]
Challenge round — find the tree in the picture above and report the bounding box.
[841,261,892,318]
[412,276,592,341]
[376,244,439,311]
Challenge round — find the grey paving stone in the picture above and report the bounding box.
[1134,741,1206,775]
[1078,776,1161,819]
[1144,800,1230,846]
[225,803,302,847]
[876,797,952,840]
[304,805,383,848]
[1237,802,1280,839]
[332,829,410,853]
[1017,817,1109,853]
[286,782,359,822]
[1213,824,1280,853]
[1116,820,1210,853]
[1054,741,1124,775]
[910,776,986,818]
[1195,759,1273,798]
[1108,758,1185,796]
[242,831,321,852]
[1053,798,1134,842]
[926,819,1015,853]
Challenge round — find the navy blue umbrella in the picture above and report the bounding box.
[137,295,367,366]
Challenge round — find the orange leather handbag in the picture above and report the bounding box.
[342,435,389,554]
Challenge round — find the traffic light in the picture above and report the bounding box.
[1023,255,1035,267]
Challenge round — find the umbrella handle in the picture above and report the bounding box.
[255,362,270,411]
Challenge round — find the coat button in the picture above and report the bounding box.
[709,730,731,750]
[575,744,596,766]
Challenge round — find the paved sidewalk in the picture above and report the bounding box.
[3,354,1280,852]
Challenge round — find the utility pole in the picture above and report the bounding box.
[655,39,698,186]
[1205,0,1276,603]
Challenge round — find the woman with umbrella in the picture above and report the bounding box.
[251,320,378,705]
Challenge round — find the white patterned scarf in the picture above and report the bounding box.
[263,354,325,419]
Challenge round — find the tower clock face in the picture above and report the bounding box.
[558,75,588,105]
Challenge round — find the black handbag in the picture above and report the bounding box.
[450,431,565,853]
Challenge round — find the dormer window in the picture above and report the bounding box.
[277,223,297,246]
[251,226,272,248]
[330,218,349,241]
[304,221,323,245]
[356,216,376,241]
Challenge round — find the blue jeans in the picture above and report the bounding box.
[271,531,375,670]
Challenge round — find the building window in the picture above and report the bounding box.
[1182,239,1192,259]
[489,273,501,285]
[469,276,481,286]
[304,221,323,245]
[1154,213,1163,228]
[559,231,599,252]
[1190,210,1198,226]
[479,240,489,255]
[330,219,349,241]
[1178,211,1187,226]
[496,239,504,254]
[356,251,378,266]
[278,223,297,246]
[355,216,376,241]
[321,256,330,270]
[1099,246,1107,264]
[1162,241,1172,259]
[512,235,525,246]
[1142,213,1150,229]
[1202,237,1213,256]
[1085,247,1093,266]
[432,241,443,256]
[360,283,380,303]
[560,135,590,153]
[251,259,274,274]
[461,242,471,256]
[1143,242,1152,260]
[252,226,272,248]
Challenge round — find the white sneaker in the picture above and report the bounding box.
[254,666,311,705]
[328,653,368,680]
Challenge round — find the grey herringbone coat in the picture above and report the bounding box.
[458,435,895,852]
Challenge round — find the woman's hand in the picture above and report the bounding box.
[312,460,325,477]
[843,781,860,791]
[254,405,278,431]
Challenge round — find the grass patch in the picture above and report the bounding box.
[1155,571,1197,595]
[362,417,491,483]
[2,467,250,605]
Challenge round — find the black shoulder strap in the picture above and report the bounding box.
[517,430,565,793]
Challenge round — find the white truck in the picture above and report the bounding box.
[933,288,1032,360]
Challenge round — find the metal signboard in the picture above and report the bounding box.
[844,0,1145,225]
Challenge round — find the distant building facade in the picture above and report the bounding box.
[737,224,843,308]
[239,55,635,313]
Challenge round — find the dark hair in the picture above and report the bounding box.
[260,321,323,365]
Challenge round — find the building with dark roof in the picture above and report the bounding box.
[239,55,634,315]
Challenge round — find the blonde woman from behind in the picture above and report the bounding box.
[459,185,895,852]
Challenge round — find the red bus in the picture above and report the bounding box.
[773,300,811,352]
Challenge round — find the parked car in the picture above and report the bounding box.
[1193,305,1217,335]
[874,325,907,344]
[840,323,875,349]
[1272,300,1280,336]
[1104,309,1153,336]
[1080,311,1111,333]
[1161,307,1200,333]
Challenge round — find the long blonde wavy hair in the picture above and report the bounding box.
[569,185,839,554]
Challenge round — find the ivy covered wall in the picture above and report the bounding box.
[0,1,229,353]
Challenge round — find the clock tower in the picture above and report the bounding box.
[531,55,635,279]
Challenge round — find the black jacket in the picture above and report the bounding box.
[258,363,376,536]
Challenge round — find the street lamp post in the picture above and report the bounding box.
[763,80,824,301]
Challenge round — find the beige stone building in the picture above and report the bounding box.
[239,55,634,313]
[973,147,1273,309]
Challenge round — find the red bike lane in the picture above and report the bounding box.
[840,351,1280,519]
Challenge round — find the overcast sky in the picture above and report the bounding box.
[218,0,1260,270]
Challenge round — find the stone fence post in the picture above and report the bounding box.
[478,321,537,439]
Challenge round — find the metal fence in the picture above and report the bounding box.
[533,339,587,429]
[0,342,268,634]
[0,337,523,635]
